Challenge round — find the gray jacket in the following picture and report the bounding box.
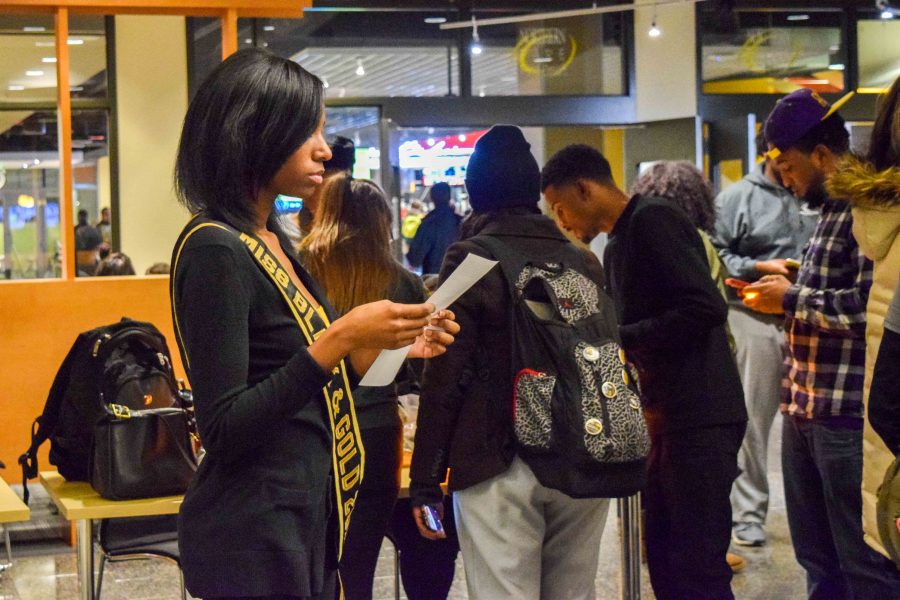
[712,167,818,281]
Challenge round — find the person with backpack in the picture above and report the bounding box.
[169,49,458,600]
[409,126,647,599]
[542,144,747,600]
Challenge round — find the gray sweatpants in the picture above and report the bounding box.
[453,456,610,600]
[728,306,785,525]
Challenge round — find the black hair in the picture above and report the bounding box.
[755,130,768,159]
[868,75,900,171]
[541,144,614,192]
[430,182,451,205]
[325,136,355,174]
[77,209,88,225]
[95,252,135,276]
[791,113,850,156]
[174,48,325,234]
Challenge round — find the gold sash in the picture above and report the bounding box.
[172,220,365,562]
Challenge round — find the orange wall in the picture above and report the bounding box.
[0,276,185,478]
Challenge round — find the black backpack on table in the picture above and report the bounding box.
[471,235,649,498]
[18,318,190,502]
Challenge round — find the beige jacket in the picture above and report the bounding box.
[828,157,900,558]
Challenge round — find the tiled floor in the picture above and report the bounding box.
[1,416,807,599]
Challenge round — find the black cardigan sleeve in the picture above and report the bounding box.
[618,203,728,353]
[176,241,331,465]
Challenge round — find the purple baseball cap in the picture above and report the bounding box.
[764,89,855,158]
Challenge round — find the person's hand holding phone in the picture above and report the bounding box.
[413,503,447,540]
[741,275,791,314]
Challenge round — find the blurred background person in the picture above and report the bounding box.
[300,173,427,600]
[711,133,817,548]
[297,135,355,241]
[145,262,171,275]
[94,252,135,276]
[74,209,103,277]
[406,182,460,275]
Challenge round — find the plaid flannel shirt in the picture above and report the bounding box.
[780,199,873,421]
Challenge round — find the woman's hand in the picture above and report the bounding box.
[408,310,459,359]
[343,300,436,350]
[309,300,434,374]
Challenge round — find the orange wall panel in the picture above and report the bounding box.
[0,276,185,478]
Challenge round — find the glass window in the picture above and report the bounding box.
[254,12,459,98]
[470,12,626,96]
[699,10,845,94]
[857,15,900,93]
[325,106,382,188]
[0,14,106,104]
[0,109,108,279]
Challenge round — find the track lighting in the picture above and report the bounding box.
[470,17,483,56]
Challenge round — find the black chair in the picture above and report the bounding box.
[94,515,186,599]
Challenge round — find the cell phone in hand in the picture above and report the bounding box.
[422,504,444,534]
[725,278,750,290]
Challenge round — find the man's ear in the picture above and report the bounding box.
[811,144,836,170]
[575,179,591,202]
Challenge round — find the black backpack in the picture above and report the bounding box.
[19,318,185,502]
[472,235,649,498]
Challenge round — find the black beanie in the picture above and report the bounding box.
[465,125,541,212]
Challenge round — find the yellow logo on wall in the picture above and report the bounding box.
[515,28,577,77]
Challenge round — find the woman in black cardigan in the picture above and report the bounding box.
[170,49,458,600]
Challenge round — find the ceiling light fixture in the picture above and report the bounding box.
[828,64,845,70]
[8,85,25,91]
[786,14,810,21]
[42,57,57,63]
[263,25,276,31]
[440,0,707,31]
[470,17,483,55]
[648,7,661,38]
[23,26,46,32]
[67,38,84,45]
[355,59,366,76]
[425,16,448,24]
[26,70,44,77]
[878,0,897,18]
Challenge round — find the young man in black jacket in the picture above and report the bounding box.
[542,145,747,600]
[409,127,641,599]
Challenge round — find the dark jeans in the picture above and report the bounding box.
[645,423,745,600]
[388,496,459,600]
[340,422,403,600]
[782,417,900,600]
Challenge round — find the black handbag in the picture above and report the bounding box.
[90,402,197,500]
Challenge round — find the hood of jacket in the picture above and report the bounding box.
[745,166,791,197]
[827,156,900,261]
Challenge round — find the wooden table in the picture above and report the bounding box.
[0,476,30,574]
[40,471,182,600]
[0,477,29,525]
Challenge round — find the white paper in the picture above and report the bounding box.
[359,253,498,387]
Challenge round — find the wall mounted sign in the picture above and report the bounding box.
[515,27,577,77]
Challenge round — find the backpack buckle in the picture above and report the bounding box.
[109,404,131,419]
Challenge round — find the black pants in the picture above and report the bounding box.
[388,496,459,600]
[644,423,745,600]
[339,423,403,600]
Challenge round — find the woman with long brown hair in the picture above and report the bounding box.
[301,173,428,599]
